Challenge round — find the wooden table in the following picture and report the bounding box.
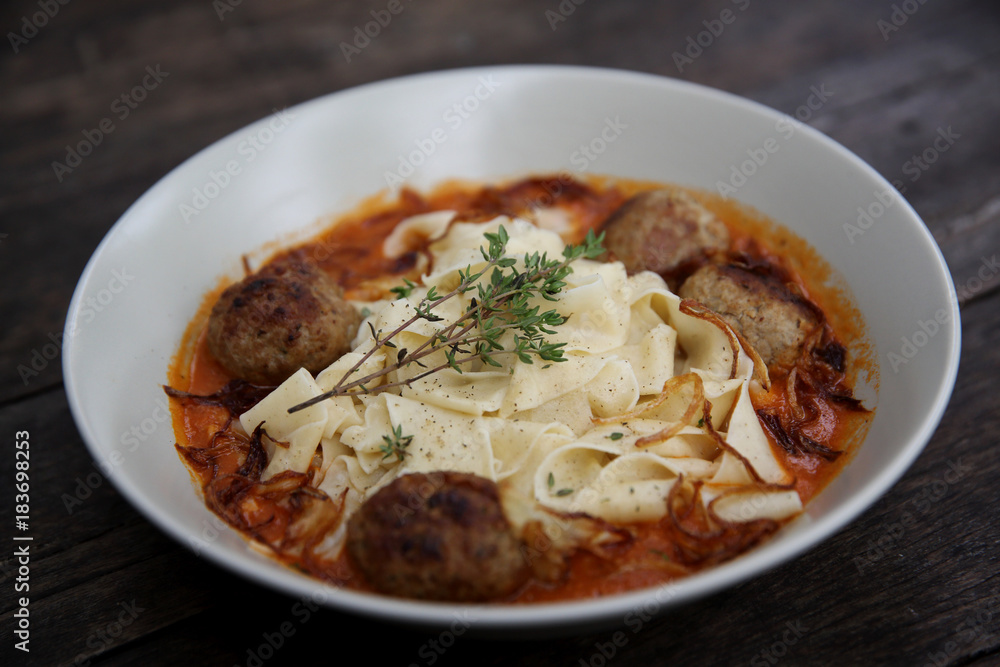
[3,0,998,664]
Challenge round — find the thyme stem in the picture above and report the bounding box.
[288,225,604,414]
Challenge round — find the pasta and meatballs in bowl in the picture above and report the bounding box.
[62,67,961,633]
[165,174,873,603]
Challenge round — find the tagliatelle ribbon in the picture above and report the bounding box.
[679,299,771,390]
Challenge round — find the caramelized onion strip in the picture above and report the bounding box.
[701,401,796,491]
[592,372,704,429]
[678,299,770,389]
[786,367,805,421]
[634,375,705,448]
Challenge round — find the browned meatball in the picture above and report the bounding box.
[679,264,822,370]
[206,255,360,385]
[346,472,529,601]
[601,188,729,285]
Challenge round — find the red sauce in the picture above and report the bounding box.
[167,175,874,601]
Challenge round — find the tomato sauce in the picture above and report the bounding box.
[167,175,874,601]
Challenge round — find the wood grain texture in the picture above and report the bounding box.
[2,0,998,664]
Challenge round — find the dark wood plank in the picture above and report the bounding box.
[0,390,146,601]
[934,196,1000,305]
[1,551,218,667]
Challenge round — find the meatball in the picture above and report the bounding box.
[206,255,360,385]
[601,188,729,285]
[346,472,529,601]
[679,263,822,370]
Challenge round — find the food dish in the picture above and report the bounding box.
[166,175,873,603]
[63,66,960,633]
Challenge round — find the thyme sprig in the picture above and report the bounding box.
[379,424,413,462]
[288,225,604,413]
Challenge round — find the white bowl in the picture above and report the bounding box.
[63,65,960,634]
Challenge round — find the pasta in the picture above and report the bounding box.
[241,216,800,544]
[168,175,872,602]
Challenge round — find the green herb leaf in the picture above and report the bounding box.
[287,224,606,413]
[379,425,413,462]
[389,278,417,300]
